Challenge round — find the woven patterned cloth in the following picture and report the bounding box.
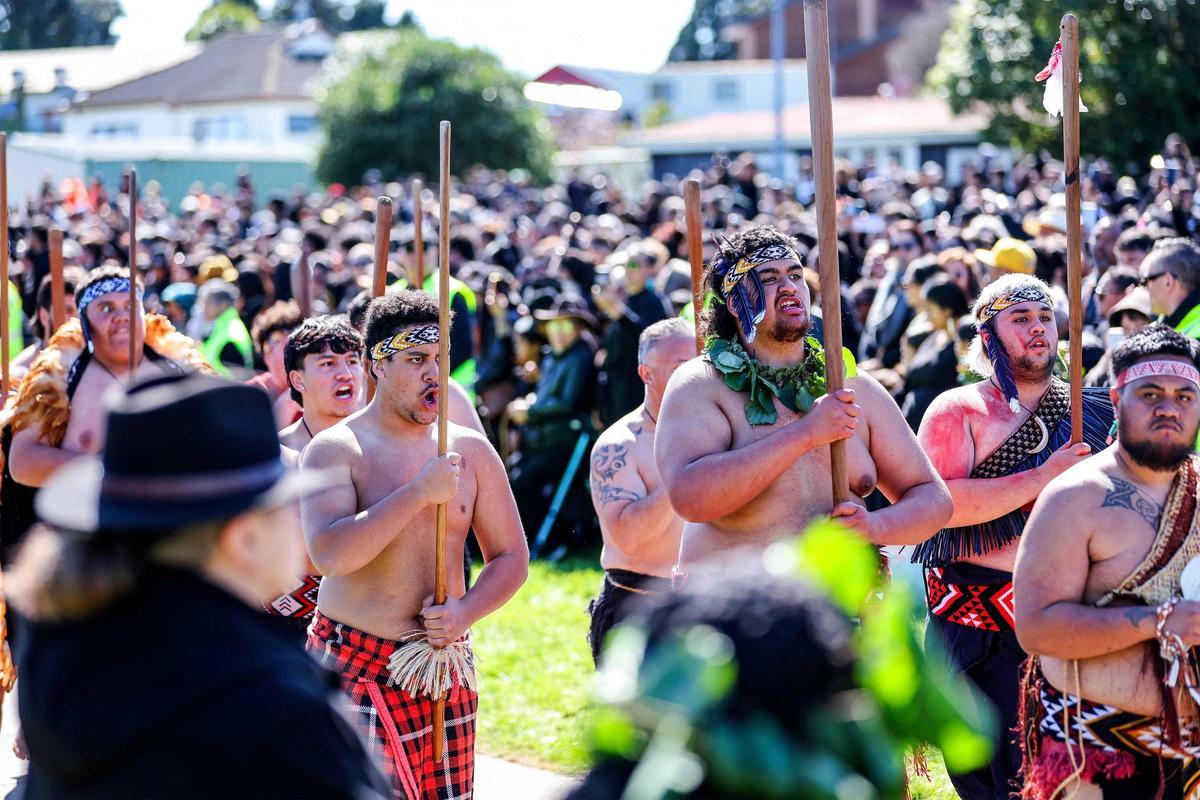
[308,610,477,800]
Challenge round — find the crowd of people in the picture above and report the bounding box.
[2,131,1200,799]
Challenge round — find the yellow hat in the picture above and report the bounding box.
[974,238,1036,275]
[198,254,238,283]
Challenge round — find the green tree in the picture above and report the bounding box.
[928,0,1200,173]
[187,1,262,41]
[270,0,388,32]
[669,0,769,62]
[316,30,554,185]
[0,0,121,50]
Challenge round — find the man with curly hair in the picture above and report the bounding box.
[301,289,527,800]
[655,225,951,586]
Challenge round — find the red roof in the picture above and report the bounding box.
[528,65,605,89]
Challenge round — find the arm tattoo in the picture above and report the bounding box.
[591,443,643,507]
[1101,477,1162,531]
[1124,606,1153,629]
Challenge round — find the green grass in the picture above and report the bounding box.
[472,558,601,773]
[471,558,960,796]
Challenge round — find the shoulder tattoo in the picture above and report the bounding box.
[1101,477,1162,531]
[591,442,642,507]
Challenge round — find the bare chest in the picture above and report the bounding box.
[62,360,176,453]
[351,442,479,531]
[722,395,877,519]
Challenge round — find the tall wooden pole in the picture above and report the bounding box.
[1062,14,1084,444]
[372,196,392,298]
[366,196,393,403]
[804,0,849,506]
[0,133,8,397]
[127,168,138,380]
[49,229,65,332]
[293,248,313,319]
[432,120,452,764]
[684,178,705,355]
[413,179,425,288]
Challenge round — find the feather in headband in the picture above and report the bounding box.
[711,239,802,342]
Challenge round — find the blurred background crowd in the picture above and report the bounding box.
[7,134,1199,554]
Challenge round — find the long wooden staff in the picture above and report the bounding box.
[293,245,313,319]
[372,196,393,298]
[1061,13,1084,444]
[0,133,9,397]
[804,0,849,506]
[684,178,704,355]
[49,228,65,331]
[413,179,425,288]
[432,120,452,763]
[127,168,138,381]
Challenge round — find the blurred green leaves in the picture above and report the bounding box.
[588,520,993,799]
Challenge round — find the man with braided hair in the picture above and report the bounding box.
[915,273,1114,799]
[655,225,951,585]
[1016,324,1200,799]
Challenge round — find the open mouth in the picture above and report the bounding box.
[778,297,805,315]
[1028,339,1049,351]
[334,384,355,401]
[421,387,438,410]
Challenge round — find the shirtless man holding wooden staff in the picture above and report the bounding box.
[1016,324,1200,799]
[302,288,527,799]
[655,225,951,584]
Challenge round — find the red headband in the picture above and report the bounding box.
[1115,359,1200,390]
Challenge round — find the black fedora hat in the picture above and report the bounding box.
[37,374,333,533]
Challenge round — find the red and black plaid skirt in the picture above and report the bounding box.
[308,610,477,800]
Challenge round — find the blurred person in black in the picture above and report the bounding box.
[594,244,671,427]
[8,375,387,800]
[507,296,598,551]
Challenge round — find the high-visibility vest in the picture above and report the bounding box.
[1173,304,1200,339]
[6,282,21,360]
[201,306,253,376]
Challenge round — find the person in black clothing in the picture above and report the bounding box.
[593,246,670,426]
[507,296,598,551]
[900,277,969,431]
[7,375,388,800]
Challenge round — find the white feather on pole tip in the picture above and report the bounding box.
[1035,41,1088,118]
[387,630,478,699]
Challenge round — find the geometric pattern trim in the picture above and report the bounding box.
[264,573,322,619]
[925,567,1016,633]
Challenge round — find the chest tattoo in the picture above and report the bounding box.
[1101,477,1162,531]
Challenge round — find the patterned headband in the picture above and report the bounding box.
[369,323,439,362]
[78,277,140,316]
[976,284,1053,327]
[1115,359,1200,391]
[719,244,802,297]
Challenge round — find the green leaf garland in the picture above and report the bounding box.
[705,336,857,426]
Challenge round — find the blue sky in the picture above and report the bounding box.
[113,0,695,77]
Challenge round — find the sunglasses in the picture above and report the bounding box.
[890,241,919,251]
[1139,271,1171,287]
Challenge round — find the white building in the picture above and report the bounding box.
[526,60,810,128]
[0,42,199,133]
[63,24,337,150]
[623,95,992,180]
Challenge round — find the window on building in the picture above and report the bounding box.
[288,114,319,135]
[650,81,674,102]
[193,115,248,142]
[90,122,138,138]
[713,79,738,102]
